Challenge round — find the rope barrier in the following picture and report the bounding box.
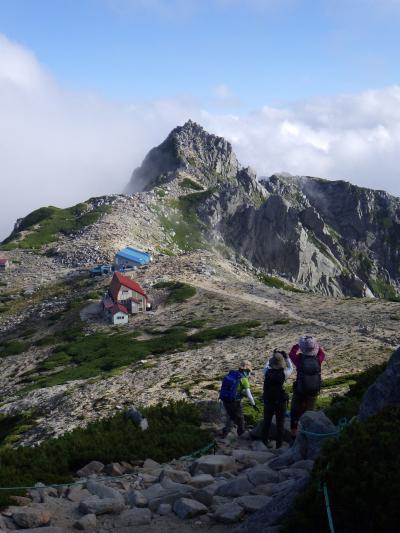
[0,440,217,492]
[298,418,348,532]
[322,481,336,533]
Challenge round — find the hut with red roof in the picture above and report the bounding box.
[103,272,149,324]
[0,258,9,272]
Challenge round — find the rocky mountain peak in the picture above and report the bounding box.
[125,120,241,193]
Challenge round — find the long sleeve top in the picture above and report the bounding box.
[263,358,294,380]
[237,375,256,406]
[289,344,326,369]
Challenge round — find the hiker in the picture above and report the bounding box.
[289,335,325,438]
[219,360,259,437]
[262,349,293,448]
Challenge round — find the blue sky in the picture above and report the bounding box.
[1,0,399,108]
[0,0,400,239]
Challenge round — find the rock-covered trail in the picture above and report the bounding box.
[1,407,328,533]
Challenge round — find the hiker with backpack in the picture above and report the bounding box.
[289,335,325,438]
[262,349,293,448]
[219,360,259,437]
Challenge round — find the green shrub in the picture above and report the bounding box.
[324,362,387,423]
[1,202,111,250]
[188,321,260,344]
[258,273,303,293]
[153,281,196,304]
[282,407,400,533]
[180,178,204,191]
[0,340,29,357]
[0,402,210,509]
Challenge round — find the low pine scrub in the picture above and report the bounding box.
[0,402,210,509]
[282,407,400,533]
[153,281,196,304]
[1,202,111,250]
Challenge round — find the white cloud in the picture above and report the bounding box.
[1,33,400,241]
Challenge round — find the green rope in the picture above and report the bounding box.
[0,440,217,492]
[299,417,348,438]
[323,481,336,533]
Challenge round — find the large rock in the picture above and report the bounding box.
[192,454,236,475]
[86,480,124,504]
[173,497,208,519]
[160,467,192,484]
[215,476,254,497]
[290,410,338,460]
[12,508,51,529]
[9,529,63,533]
[118,508,152,527]
[79,496,125,515]
[231,449,275,465]
[235,495,272,513]
[76,461,104,478]
[214,502,245,524]
[246,465,280,486]
[189,474,215,488]
[126,489,148,508]
[233,477,309,532]
[73,513,97,530]
[67,486,91,503]
[359,347,400,420]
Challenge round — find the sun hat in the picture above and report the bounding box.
[239,360,253,372]
[299,335,319,355]
[269,352,286,369]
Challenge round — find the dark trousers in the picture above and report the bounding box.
[290,390,317,430]
[262,400,287,448]
[222,400,245,436]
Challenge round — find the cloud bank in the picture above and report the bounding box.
[1,33,400,241]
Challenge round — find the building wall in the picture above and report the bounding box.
[112,312,129,325]
[118,287,146,308]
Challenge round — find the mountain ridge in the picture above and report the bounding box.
[2,120,400,299]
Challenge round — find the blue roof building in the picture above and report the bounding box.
[114,247,152,268]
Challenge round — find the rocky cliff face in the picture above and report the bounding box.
[126,119,255,193]
[125,121,400,297]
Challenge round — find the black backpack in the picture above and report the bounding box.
[295,353,321,396]
[263,369,288,403]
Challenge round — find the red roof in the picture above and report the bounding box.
[111,303,129,315]
[0,259,8,265]
[110,272,147,302]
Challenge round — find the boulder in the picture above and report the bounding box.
[246,465,280,486]
[79,496,125,515]
[126,406,149,431]
[192,454,236,475]
[235,495,272,513]
[173,497,208,519]
[359,347,400,420]
[250,479,296,497]
[76,461,104,478]
[232,477,309,532]
[104,462,125,476]
[291,410,338,460]
[126,489,148,508]
[231,449,274,465]
[73,513,97,530]
[189,474,215,488]
[279,468,310,480]
[86,480,124,503]
[67,486,91,503]
[191,488,214,507]
[214,502,245,524]
[118,508,152,527]
[12,508,51,529]
[157,503,172,515]
[160,468,192,484]
[142,458,161,471]
[216,476,254,497]
[291,459,314,472]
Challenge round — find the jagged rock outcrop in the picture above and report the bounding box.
[359,346,400,420]
[125,120,242,192]
[124,122,400,297]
